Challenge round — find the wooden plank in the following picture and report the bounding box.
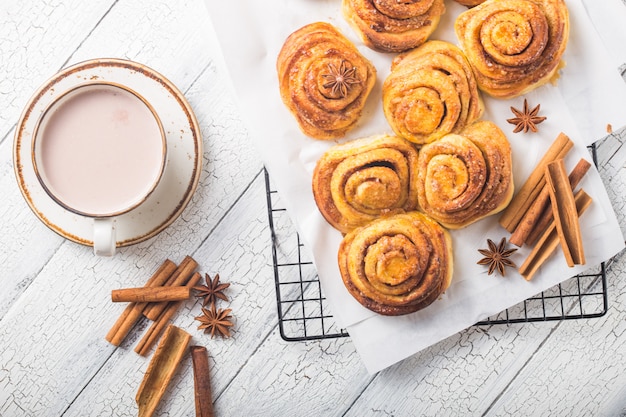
[339,324,556,416]
[484,269,626,416]
[216,329,370,416]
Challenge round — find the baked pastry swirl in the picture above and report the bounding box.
[454,0,569,98]
[312,134,419,234]
[342,0,446,53]
[382,40,483,146]
[277,22,376,139]
[453,0,487,7]
[416,121,514,229]
[338,211,453,316]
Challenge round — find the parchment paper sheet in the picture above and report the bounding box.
[204,0,626,373]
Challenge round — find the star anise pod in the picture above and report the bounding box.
[195,304,234,338]
[321,60,360,98]
[477,237,518,277]
[506,98,547,133]
[193,273,229,307]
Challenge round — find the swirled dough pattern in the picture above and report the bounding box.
[416,121,514,229]
[454,0,569,98]
[454,0,487,7]
[383,40,483,146]
[342,0,446,52]
[338,211,453,316]
[312,134,419,234]
[277,22,376,139]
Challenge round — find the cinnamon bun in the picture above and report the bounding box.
[338,211,453,316]
[416,121,514,229]
[312,134,419,234]
[454,0,569,98]
[383,40,483,146]
[277,22,377,139]
[342,0,446,53]
[454,0,487,7]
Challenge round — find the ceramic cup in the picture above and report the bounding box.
[32,82,167,256]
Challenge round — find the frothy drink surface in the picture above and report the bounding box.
[37,86,164,216]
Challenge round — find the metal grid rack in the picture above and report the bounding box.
[264,144,608,342]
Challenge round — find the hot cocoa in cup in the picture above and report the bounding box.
[32,82,166,255]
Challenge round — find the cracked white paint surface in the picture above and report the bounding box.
[1,1,626,416]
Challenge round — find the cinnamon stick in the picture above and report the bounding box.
[191,346,215,417]
[499,133,573,232]
[135,272,202,356]
[519,189,592,280]
[510,158,591,247]
[143,255,198,321]
[112,286,191,303]
[545,159,585,266]
[105,259,177,346]
[525,159,591,246]
[136,324,192,417]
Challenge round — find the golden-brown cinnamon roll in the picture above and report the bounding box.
[382,40,483,146]
[455,0,569,98]
[416,121,514,229]
[277,22,377,140]
[342,0,446,53]
[454,0,487,7]
[338,211,453,316]
[312,134,419,234]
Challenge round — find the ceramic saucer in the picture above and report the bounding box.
[14,58,202,248]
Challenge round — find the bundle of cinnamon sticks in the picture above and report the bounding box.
[499,133,593,280]
[105,255,201,354]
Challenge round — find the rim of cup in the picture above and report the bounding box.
[31,81,167,218]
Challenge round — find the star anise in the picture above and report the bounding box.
[477,237,518,277]
[506,99,547,133]
[193,273,229,307]
[321,60,360,98]
[195,304,234,338]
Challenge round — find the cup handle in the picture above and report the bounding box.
[93,218,116,256]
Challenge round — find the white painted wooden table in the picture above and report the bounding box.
[1,1,625,416]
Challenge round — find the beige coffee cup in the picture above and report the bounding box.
[32,82,167,256]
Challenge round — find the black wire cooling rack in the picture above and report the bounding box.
[264,145,609,342]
